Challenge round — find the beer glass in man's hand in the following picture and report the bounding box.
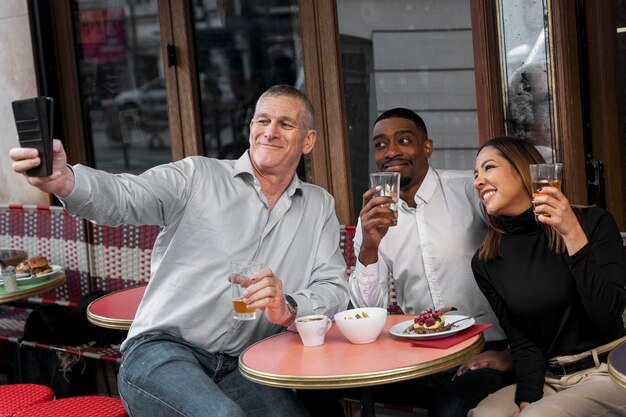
[230,260,263,320]
[369,172,400,226]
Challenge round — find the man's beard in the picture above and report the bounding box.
[400,177,411,188]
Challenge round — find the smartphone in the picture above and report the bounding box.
[11,96,54,177]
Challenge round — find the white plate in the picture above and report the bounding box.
[1,265,62,286]
[389,314,475,340]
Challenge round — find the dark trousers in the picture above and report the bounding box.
[298,367,514,417]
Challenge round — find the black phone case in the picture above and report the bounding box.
[12,97,54,177]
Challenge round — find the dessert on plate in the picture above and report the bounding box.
[405,306,457,334]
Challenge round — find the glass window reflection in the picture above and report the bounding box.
[337,0,480,219]
[498,0,556,162]
[192,0,305,172]
[73,0,172,174]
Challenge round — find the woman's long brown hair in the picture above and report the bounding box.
[477,136,572,261]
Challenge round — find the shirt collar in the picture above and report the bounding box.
[233,151,303,197]
[414,166,437,204]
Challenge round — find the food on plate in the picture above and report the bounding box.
[343,311,370,320]
[404,306,457,334]
[16,261,31,275]
[28,256,53,276]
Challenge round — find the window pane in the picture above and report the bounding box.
[499,0,556,161]
[191,0,305,170]
[73,0,172,174]
[337,0,480,218]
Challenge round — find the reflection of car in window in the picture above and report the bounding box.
[113,78,167,115]
[102,78,169,148]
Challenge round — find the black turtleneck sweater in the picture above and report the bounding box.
[472,206,626,405]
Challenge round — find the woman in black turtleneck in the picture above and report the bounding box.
[469,137,626,417]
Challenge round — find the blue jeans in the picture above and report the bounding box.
[118,333,311,417]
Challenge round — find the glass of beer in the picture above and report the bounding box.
[530,163,563,219]
[231,260,263,320]
[369,172,401,224]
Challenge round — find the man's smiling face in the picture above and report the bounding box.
[372,117,432,200]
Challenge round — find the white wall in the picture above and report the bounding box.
[0,0,48,204]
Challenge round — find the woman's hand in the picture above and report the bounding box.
[511,401,530,417]
[532,186,587,254]
[454,349,513,378]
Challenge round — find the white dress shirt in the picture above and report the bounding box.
[349,167,505,342]
[62,152,349,356]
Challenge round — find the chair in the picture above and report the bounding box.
[339,224,356,279]
[13,396,127,417]
[87,222,160,293]
[0,384,54,417]
[0,205,95,384]
[0,204,160,363]
[0,204,91,307]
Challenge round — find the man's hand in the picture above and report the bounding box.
[358,187,397,265]
[454,349,513,378]
[10,139,75,197]
[241,268,292,324]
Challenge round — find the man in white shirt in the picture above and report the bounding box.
[349,108,514,417]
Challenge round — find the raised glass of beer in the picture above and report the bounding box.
[231,260,263,320]
[369,172,401,225]
[530,163,563,219]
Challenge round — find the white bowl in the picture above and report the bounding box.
[334,307,387,344]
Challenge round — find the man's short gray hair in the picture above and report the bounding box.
[254,84,316,130]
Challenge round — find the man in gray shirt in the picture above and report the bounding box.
[11,85,349,417]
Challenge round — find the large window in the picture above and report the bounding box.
[190,0,305,167]
[38,0,625,227]
[337,0,480,220]
[72,0,172,174]
[498,0,555,162]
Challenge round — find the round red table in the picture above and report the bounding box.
[240,314,483,388]
[240,314,484,417]
[87,285,146,330]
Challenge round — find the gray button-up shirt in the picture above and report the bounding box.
[62,152,349,356]
[349,167,505,342]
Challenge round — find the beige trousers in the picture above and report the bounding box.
[468,364,626,417]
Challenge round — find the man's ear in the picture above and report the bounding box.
[248,119,255,146]
[302,130,317,155]
[424,138,433,159]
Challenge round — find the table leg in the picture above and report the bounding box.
[360,386,376,417]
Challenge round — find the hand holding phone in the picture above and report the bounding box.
[11,96,54,177]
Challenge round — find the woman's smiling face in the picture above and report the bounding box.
[474,146,533,217]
